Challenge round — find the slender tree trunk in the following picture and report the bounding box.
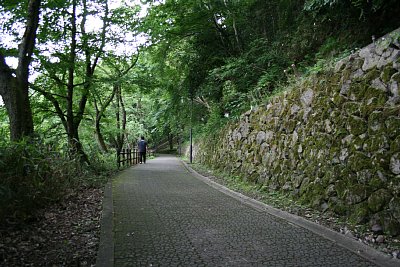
[115,83,126,154]
[62,0,89,164]
[223,0,241,52]
[0,0,41,141]
[119,84,127,151]
[94,84,117,153]
[95,122,108,153]
[168,133,173,150]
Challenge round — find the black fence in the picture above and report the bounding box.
[117,148,155,168]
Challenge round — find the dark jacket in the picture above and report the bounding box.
[138,140,147,152]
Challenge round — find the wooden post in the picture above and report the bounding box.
[126,148,129,165]
[117,149,120,168]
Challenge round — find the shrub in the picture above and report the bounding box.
[0,139,115,223]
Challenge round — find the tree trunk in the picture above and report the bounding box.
[0,0,41,141]
[67,128,89,164]
[95,120,108,153]
[93,84,117,153]
[169,133,173,150]
[114,83,126,153]
[0,59,34,141]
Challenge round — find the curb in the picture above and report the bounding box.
[96,181,114,267]
[181,160,399,267]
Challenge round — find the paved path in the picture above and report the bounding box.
[99,155,396,267]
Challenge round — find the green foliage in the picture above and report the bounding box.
[0,106,9,141]
[1,0,400,223]
[0,139,115,223]
[191,162,304,211]
[200,105,228,138]
[136,0,400,145]
[304,0,400,22]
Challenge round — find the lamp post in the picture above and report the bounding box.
[189,96,193,164]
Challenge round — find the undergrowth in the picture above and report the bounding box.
[189,162,308,214]
[0,139,116,224]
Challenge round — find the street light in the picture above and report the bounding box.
[190,96,193,164]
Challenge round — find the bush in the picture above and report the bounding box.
[0,139,115,223]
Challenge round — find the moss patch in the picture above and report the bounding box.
[368,189,392,213]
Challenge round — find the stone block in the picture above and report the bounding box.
[390,153,400,175]
[346,115,367,136]
[368,189,391,213]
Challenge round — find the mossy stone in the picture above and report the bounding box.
[391,72,400,83]
[349,202,370,224]
[372,149,391,170]
[343,102,361,116]
[390,135,400,153]
[386,116,400,138]
[347,115,367,136]
[348,152,370,172]
[330,110,344,125]
[374,208,400,235]
[340,166,357,182]
[369,177,384,189]
[385,219,400,236]
[331,92,347,107]
[364,69,380,82]
[272,164,282,176]
[329,146,341,164]
[356,169,373,184]
[311,177,326,193]
[334,126,349,140]
[325,184,337,198]
[285,119,297,133]
[360,100,379,118]
[381,65,397,83]
[364,86,388,106]
[342,69,352,82]
[368,111,386,135]
[368,189,392,213]
[345,184,371,205]
[335,179,348,199]
[299,177,310,196]
[389,197,400,221]
[349,82,367,101]
[363,134,388,152]
[331,200,348,215]
[382,106,400,117]
[322,170,335,185]
[350,135,364,152]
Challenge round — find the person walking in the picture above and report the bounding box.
[137,136,147,164]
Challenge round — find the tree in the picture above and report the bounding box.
[32,0,110,163]
[92,54,139,152]
[0,0,41,141]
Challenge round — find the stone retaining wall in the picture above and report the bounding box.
[191,28,400,235]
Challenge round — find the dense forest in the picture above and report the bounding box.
[1,0,400,221]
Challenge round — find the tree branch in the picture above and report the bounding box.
[30,83,68,130]
[17,0,41,80]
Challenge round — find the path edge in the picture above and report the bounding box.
[96,180,114,267]
[181,160,399,267]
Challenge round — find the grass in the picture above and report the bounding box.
[188,162,309,214]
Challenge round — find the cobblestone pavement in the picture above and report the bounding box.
[111,155,379,267]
